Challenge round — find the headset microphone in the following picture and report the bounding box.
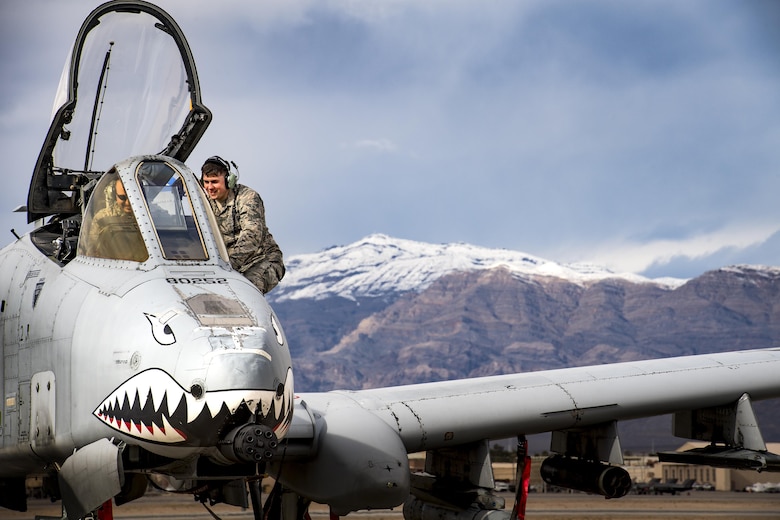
[228,160,240,189]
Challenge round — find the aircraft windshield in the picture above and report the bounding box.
[137,161,208,261]
[78,172,149,262]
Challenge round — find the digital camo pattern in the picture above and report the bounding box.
[209,184,285,293]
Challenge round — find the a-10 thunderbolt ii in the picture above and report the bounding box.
[1,2,779,519]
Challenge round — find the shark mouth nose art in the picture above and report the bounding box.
[93,368,292,444]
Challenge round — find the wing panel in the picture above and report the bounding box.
[324,348,780,453]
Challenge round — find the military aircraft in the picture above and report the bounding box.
[1,2,780,520]
[648,478,696,495]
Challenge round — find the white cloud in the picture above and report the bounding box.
[586,223,780,275]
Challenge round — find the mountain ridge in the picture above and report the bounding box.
[269,234,689,302]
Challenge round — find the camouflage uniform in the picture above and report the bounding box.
[209,184,285,294]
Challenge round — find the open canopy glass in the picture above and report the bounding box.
[27,1,211,223]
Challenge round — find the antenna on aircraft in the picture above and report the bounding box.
[84,41,114,171]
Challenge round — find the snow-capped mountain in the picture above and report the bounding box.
[269,234,686,302]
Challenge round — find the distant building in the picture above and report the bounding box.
[621,454,660,484]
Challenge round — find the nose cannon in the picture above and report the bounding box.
[218,423,280,463]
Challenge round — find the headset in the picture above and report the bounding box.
[203,155,240,189]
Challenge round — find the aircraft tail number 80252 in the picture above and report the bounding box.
[166,277,229,285]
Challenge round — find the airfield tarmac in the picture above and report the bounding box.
[8,491,780,520]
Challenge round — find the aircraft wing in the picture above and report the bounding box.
[275,347,780,514]
[340,346,780,452]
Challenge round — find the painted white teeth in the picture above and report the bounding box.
[161,414,186,443]
[93,368,291,444]
[150,383,165,413]
[186,396,205,424]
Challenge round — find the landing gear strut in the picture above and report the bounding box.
[509,435,531,520]
[261,481,313,520]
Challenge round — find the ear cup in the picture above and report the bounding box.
[227,172,237,189]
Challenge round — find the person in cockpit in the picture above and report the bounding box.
[80,174,148,262]
[200,156,285,294]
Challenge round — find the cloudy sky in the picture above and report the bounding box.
[2,0,779,279]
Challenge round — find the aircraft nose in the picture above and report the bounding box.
[204,351,283,393]
[198,336,294,440]
[200,323,288,393]
[91,323,293,447]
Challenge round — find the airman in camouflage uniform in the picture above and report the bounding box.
[201,156,285,294]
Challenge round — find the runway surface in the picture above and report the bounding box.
[7,491,780,520]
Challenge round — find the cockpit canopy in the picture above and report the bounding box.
[78,159,218,262]
[27,1,211,223]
